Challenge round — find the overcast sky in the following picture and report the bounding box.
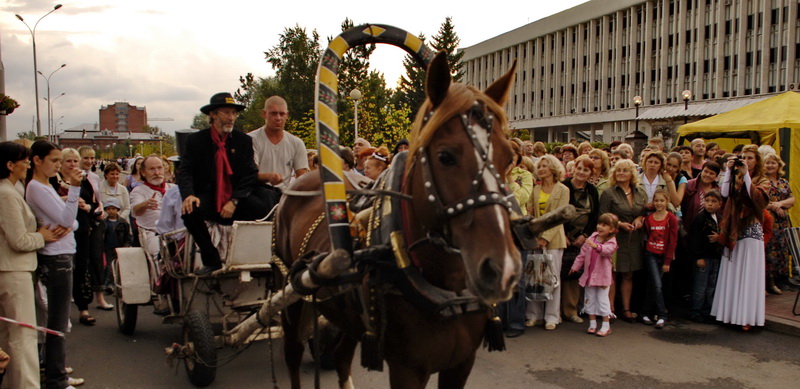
[2,0,589,139]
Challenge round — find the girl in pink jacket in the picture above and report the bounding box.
[569,213,619,337]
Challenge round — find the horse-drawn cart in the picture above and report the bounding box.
[112,220,281,387]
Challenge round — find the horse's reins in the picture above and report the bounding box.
[405,100,517,255]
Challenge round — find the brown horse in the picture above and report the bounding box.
[274,51,520,388]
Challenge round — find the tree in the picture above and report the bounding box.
[431,17,464,83]
[190,113,208,129]
[17,130,37,141]
[394,33,427,115]
[265,25,322,120]
[234,76,282,132]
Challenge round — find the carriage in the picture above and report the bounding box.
[111,219,281,387]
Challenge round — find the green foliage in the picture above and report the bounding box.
[591,141,610,150]
[17,130,37,141]
[393,32,427,115]
[190,113,208,129]
[432,17,464,83]
[265,25,322,119]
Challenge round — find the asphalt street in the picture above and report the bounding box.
[63,305,800,388]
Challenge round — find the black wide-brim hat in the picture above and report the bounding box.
[200,92,246,115]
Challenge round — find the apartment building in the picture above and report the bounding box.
[461,0,800,143]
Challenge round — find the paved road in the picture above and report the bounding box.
[64,304,800,388]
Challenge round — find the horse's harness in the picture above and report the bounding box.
[407,100,517,255]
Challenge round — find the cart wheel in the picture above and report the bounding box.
[183,310,217,387]
[113,259,138,335]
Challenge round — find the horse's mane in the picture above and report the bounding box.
[406,82,509,171]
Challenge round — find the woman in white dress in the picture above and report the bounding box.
[711,146,769,331]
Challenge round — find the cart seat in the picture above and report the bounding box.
[203,220,274,272]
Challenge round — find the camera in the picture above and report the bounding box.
[732,155,745,167]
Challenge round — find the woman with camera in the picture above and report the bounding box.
[711,145,769,331]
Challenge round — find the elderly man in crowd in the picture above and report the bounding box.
[178,92,272,276]
[131,155,174,258]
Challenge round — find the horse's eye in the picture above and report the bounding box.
[437,151,457,166]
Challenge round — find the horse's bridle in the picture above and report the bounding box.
[406,100,518,253]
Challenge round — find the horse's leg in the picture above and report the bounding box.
[334,333,359,389]
[388,362,430,389]
[437,352,477,389]
[282,302,306,389]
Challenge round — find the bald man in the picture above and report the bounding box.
[249,96,308,190]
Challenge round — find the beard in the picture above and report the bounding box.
[219,123,234,133]
[146,176,164,186]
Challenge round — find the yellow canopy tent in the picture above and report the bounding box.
[677,91,800,226]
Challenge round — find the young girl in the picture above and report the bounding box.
[642,188,679,329]
[569,213,619,337]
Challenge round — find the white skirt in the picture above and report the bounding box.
[711,237,766,326]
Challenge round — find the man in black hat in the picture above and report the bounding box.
[177,92,272,276]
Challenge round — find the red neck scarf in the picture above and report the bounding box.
[210,127,233,213]
[143,179,166,195]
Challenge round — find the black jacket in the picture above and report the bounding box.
[177,128,258,201]
[688,208,724,261]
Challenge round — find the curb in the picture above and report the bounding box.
[764,315,800,337]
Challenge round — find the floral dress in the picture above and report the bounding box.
[766,178,793,278]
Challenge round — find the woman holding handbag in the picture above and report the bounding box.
[560,155,600,324]
[526,154,569,330]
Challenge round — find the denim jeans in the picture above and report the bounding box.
[498,252,528,331]
[691,257,721,317]
[37,253,74,389]
[643,251,668,319]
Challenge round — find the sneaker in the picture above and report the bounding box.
[544,322,557,330]
[641,315,654,325]
[525,319,542,327]
[68,377,85,386]
[567,315,584,324]
[655,319,665,329]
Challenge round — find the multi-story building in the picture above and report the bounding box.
[461,0,799,144]
[99,102,148,133]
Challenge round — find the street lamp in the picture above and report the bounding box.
[15,4,64,137]
[682,89,693,124]
[38,63,66,140]
[50,94,66,141]
[349,88,362,141]
[139,141,144,155]
[633,95,643,133]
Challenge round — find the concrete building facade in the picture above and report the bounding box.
[461,0,800,144]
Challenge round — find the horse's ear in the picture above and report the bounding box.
[426,51,451,108]
[483,60,517,106]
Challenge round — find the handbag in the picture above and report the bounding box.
[524,248,560,302]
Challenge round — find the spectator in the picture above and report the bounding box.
[393,139,409,157]
[526,154,569,331]
[569,213,619,337]
[674,145,694,179]
[688,189,724,322]
[0,141,63,388]
[307,150,319,171]
[98,162,131,222]
[102,198,131,290]
[160,155,175,184]
[522,140,535,158]
[648,137,666,152]
[560,155,600,325]
[560,144,578,170]
[689,138,706,177]
[577,141,593,156]
[705,142,720,161]
[125,156,144,192]
[609,140,622,152]
[532,141,547,158]
[663,152,689,210]
[599,159,647,322]
[500,141,534,338]
[26,140,86,388]
[353,138,372,174]
[638,150,668,208]
[712,153,769,331]
[763,153,795,293]
[681,161,721,243]
[77,146,110,315]
[363,147,390,181]
[157,156,185,238]
[641,189,679,329]
[588,148,610,190]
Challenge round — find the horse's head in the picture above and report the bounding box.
[403,52,520,304]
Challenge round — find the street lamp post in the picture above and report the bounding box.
[139,141,144,156]
[38,64,66,140]
[50,94,65,141]
[633,95,643,133]
[15,4,64,137]
[349,88,362,141]
[681,89,693,124]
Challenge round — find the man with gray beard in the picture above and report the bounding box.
[177,93,271,276]
[131,155,174,258]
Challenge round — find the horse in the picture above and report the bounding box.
[273,48,521,389]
